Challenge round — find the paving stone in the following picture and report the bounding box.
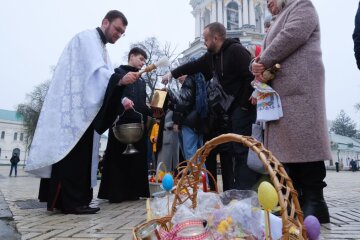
[0,166,360,239]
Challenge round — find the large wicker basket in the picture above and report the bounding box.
[133,133,306,239]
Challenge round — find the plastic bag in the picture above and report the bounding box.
[247,123,268,174]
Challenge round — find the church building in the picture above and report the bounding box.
[182,0,268,60]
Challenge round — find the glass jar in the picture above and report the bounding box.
[136,222,161,240]
[176,222,214,240]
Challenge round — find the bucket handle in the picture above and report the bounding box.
[113,107,144,127]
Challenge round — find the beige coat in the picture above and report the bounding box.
[259,0,331,163]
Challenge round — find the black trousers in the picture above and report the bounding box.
[39,126,94,212]
[206,150,233,191]
[206,106,260,191]
[98,128,150,202]
[283,161,327,195]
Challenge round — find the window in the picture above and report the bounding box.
[14,132,18,141]
[20,133,24,141]
[203,9,211,27]
[0,148,1,157]
[1,131,4,139]
[255,5,262,32]
[227,2,239,30]
[13,148,20,159]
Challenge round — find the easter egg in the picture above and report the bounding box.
[257,181,279,210]
[157,170,165,180]
[304,215,321,240]
[162,173,174,191]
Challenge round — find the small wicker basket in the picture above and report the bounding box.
[134,133,306,239]
[149,162,168,197]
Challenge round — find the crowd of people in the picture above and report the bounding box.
[21,0,360,226]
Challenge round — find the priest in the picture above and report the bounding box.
[25,10,139,214]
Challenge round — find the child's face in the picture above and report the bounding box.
[129,54,146,70]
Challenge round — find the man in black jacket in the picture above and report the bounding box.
[9,153,20,177]
[167,73,207,161]
[162,22,260,190]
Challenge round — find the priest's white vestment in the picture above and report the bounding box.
[25,29,113,186]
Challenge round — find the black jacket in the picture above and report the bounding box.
[115,65,152,124]
[171,38,254,111]
[354,2,360,70]
[10,156,20,164]
[168,75,200,130]
[93,65,152,134]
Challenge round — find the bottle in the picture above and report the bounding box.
[262,63,281,81]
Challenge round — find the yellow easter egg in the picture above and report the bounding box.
[157,171,165,180]
[258,181,279,210]
[217,226,226,234]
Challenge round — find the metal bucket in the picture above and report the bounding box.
[112,108,144,154]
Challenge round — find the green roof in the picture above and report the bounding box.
[330,132,360,152]
[0,109,23,122]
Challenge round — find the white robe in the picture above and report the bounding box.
[25,29,113,185]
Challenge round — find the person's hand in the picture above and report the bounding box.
[173,124,179,132]
[161,72,172,84]
[118,72,140,85]
[121,97,134,110]
[177,75,187,84]
[251,57,266,77]
[249,96,257,105]
[153,137,157,143]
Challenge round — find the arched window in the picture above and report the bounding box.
[1,131,4,139]
[12,148,20,158]
[20,133,24,141]
[14,132,18,141]
[227,2,239,30]
[203,9,211,27]
[0,148,2,157]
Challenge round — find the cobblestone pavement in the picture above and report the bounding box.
[0,166,359,239]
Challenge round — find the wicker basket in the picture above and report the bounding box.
[149,162,168,197]
[134,133,306,239]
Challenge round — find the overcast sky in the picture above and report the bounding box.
[0,0,359,125]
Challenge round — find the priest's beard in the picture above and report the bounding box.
[104,28,114,44]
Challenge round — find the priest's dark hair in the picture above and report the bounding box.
[104,10,128,26]
[128,47,148,61]
[204,22,226,40]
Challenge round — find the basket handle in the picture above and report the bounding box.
[155,161,168,183]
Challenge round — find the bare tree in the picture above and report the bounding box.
[16,79,51,150]
[128,37,182,102]
[355,103,360,112]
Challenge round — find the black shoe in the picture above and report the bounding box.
[63,205,100,214]
[301,189,330,224]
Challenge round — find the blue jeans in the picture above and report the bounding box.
[181,126,208,183]
[9,163,18,176]
[181,126,203,160]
